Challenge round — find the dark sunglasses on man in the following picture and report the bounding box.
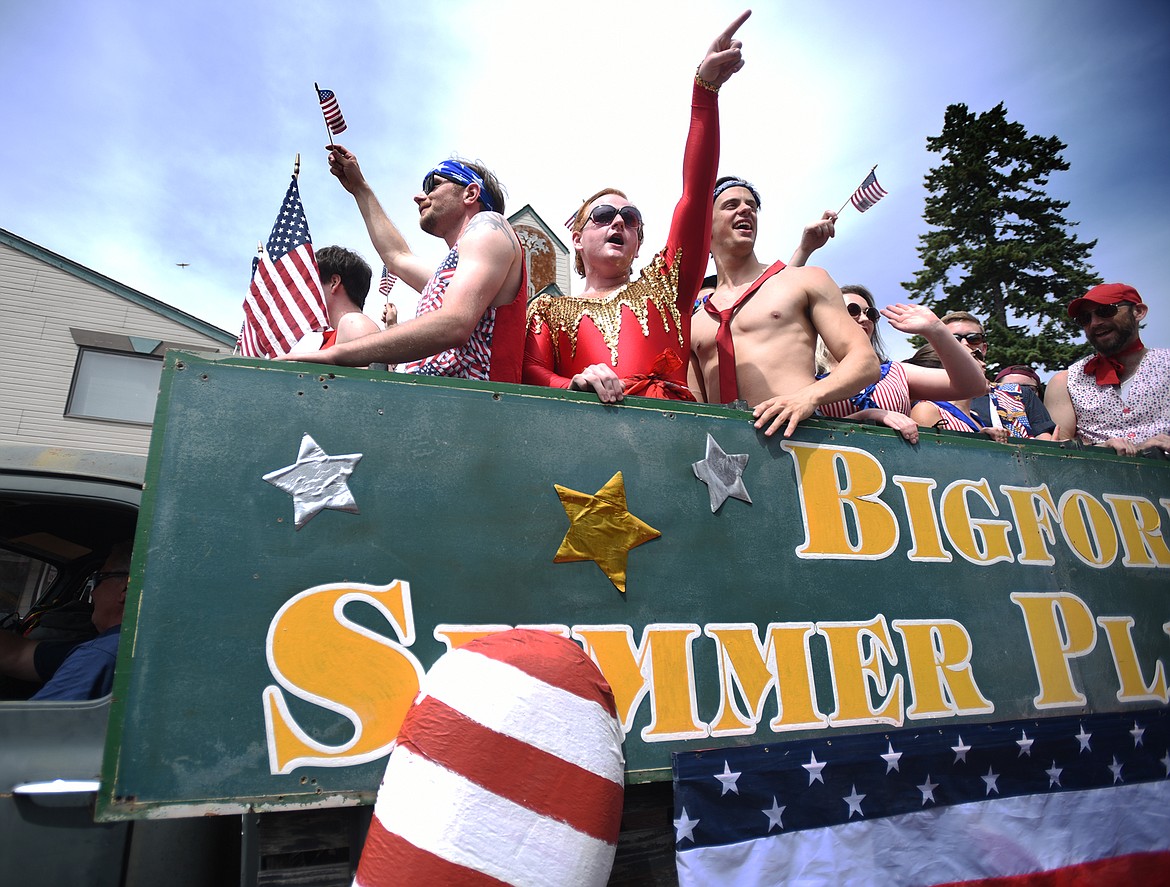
[83,570,129,602]
[847,303,880,323]
[584,204,643,230]
[1074,303,1130,327]
[952,331,987,347]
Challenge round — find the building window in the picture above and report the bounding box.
[66,348,163,425]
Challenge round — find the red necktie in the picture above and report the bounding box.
[702,261,785,404]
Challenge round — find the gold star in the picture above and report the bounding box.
[553,471,661,594]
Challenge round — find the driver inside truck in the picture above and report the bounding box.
[0,540,131,701]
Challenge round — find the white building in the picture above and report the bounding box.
[0,228,236,457]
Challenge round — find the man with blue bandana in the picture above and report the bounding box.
[688,176,878,437]
[280,152,527,382]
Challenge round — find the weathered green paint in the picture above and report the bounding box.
[99,351,1170,820]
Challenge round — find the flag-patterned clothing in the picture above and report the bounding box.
[818,361,910,418]
[400,244,527,382]
[238,177,327,358]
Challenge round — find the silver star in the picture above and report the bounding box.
[1046,761,1063,788]
[1017,730,1034,757]
[1075,724,1092,753]
[981,766,1000,795]
[918,775,938,805]
[674,807,700,843]
[952,736,971,764]
[263,434,362,529]
[1130,722,1145,747]
[762,797,786,832]
[1109,756,1124,784]
[843,784,866,818]
[881,741,902,773]
[1160,751,1170,777]
[692,434,751,512]
[714,760,741,796]
[803,751,827,785]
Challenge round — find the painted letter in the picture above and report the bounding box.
[1058,490,1118,568]
[573,624,705,742]
[1103,494,1170,568]
[1097,616,1169,703]
[705,623,827,737]
[263,581,424,774]
[785,442,898,560]
[1010,592,1097,709]
[892,476,951,562]
[1000,484,1059,566]
[818,616,904,727]
[892,619,994,718]
[940,478,1014,565]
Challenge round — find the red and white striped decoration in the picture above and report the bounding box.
[356,629,625,887]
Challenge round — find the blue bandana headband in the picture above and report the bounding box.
[423,160,497,213]
[713,178,762,210]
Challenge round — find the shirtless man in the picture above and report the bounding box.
[281,154,527,382]
[688,177,879,437]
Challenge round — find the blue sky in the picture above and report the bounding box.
[3,0,1167,366]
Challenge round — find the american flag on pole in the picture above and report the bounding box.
[237,176,328,358]
[379,264,397,298]
[850,169,888,212]
[317,87,347,135]
[674,708,1170,886]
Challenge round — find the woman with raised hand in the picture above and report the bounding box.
[523,11,750,403]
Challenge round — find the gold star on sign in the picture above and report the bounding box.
[554,471,660,594]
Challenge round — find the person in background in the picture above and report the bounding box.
[815,288,987,444]
[940,312,1056,439]
[32,541,132,701]
[904,344,1010,442]
[1045,283,1170,455]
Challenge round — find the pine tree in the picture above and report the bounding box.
[903,102,1101,373]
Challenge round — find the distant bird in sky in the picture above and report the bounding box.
[176,262,190,268]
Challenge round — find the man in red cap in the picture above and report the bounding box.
[1045,283,1170,455]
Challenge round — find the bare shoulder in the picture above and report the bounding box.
[337,311,380,337]
[754,265,828,307]
[462,211,518,247]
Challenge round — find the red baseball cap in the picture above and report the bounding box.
[1067,283,1143,319]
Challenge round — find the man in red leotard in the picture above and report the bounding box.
[523,11,750,403]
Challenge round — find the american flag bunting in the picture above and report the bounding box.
[674,707,1170,885]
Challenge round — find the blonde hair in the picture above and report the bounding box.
[570,188,642,277]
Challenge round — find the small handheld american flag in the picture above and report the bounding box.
[849,168,888,213]
[316,84,347,136]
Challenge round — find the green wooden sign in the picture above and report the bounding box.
[100,352,1170,819]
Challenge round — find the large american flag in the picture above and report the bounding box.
[317,87,347,135]
[674,707,1170,885]
[237,176,328,358]
[850,169,889,213]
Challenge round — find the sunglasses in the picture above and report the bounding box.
[83,570,129,601]
[952,332,987,346]
[847,303,880,323]
[1075,303,1129,327]
[421,173,455,196]
[584,204,643,229]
